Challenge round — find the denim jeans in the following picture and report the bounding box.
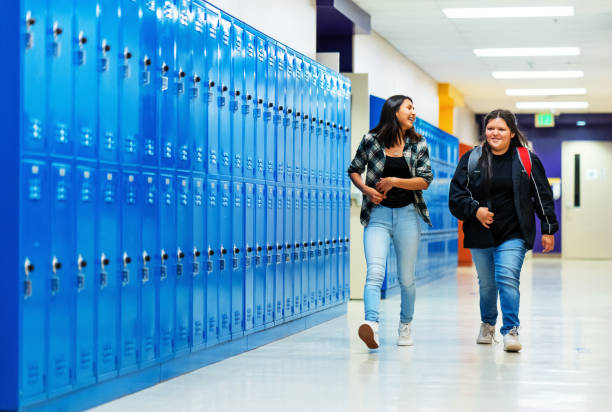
[470,238,527,335]
[363,204,421,323]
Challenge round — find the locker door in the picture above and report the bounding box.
[23,0,47,155]
[118,0,141,166]
[309,64,318,185]
[205,5,220,176]
[119,171,140,373]
[292,56,302,184]
[244,183,255,333]
[309,188,319,309]
[264,184,275,326]
[344,82,352,188]
[324,189,332,305]
[317,70,326,186]
[254,36,267,180]
[243,30,257,179]
[344,189,351,299]
[140,172,158,365]
[98,0,120,163]
[331,190,339,304]
[175,175,193,353]
[264,40,276,181]
[283,187,294,320]
[231,21,245,178]
[192,175,206,348]
[293,188,302,317]
[158,174,176,359]
[274,184,285,323]
[275,44,286,183]
[191,5,206,171]
[20,161,49,400]
[218,180,232,341]
[300,188,310,314]
[74,166,96,387]
[74,1,97,160]
[253,184,266,329]
[47,0,74,157]
[158,3,178,169]
[176,2,193,171]
[206,178,219,346]
[97,168,120,380]
[217,15,232,176]
[231,181,245,338]
[337,190,345,302]
[140,2,158,168]
[323,72,332,187]
[330,76,339,188]
[317,189,326,307]
[301,60,311,186]
[284,52,295,184]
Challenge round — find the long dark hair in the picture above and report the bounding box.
[479,109,530,186]
[369,95,421,148]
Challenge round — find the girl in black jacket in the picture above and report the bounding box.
[449,109,558,352]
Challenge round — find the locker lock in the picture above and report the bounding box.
[304,115,308,120]
[278,106,284,111]
[123,253,132,265]
[267,245,273,251]
[246,94,252,101]
[178,249,185,259]
[303,242,308,248]
[319,120,324,125]
[220,248,227,255]
[332,239,337,244]
[247,247,253,253]
[333,123,337,128]
[311,241,316,247]
[103,43,111,53]
[53,24,63,37]
[208,81,215,88]
[52,257,62,272]
[277,244,282,251]
[295,243,300,249]
[287,109,292,114]
[79,35,88,45]
[124,50,133,60]
[144,57,152,66]
[268,102,274,108]
[194,249,201,258]
[179,70,186,78]
[311,117,316,122]
[257,98,263,104]
[325,240,330,245]
[222,85,228,92]
[345,238,350,243]
[208,249,215,256]
[285,243,291,249]
[162,64,169,73]
[27,17,36,27]
[233,247,240,254]
[143,251,151,263]
[194,75,201,83]
[24,258,35,274]
[318,241,323,246]
[339,239,344,243]
[101,254,110,267]
[345,128,350,132]
[256,246,262,252]
[78,255,87,270]
[161,250,169,261]
[296,112,301,117]
[234,90,241,97]
[326,122,330,126]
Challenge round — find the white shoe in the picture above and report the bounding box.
[476,323,496,344]
[397,322,413,346]
[358,321,379,349]
[503,327,522,352]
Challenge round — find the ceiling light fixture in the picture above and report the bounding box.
[443,7,574,19]
[576,121,587,126]
[475,47,579,57]
[506,88,587,96]
[516,102,589,109]
[493,71,584,79]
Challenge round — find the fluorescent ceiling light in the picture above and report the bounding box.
[443,7,574,18]
[576,121,587,126]
[506,88,587,96]
[475,47,579,57]
[493,71,584,79]
[516,102,589,109]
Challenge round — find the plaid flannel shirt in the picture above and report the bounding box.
[347,133,434,227]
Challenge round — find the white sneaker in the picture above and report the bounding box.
[397,322,413,346]
[358,321,379,349]
[476,323,496,344]
[503,327,522,352]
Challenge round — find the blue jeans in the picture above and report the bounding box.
[470,238,527,335]
[363,204,421,323]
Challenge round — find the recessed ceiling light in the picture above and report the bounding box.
[576,121,587,126]
[475,47,579,57]
[493,71,584,79]
[443,7,574,19]
[516,102,589,109]
[506,88,587,96]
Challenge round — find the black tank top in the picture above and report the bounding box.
[380,156,414,208]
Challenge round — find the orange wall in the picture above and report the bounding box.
[458,143,473,266]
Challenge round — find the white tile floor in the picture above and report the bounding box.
[91,258,612,412]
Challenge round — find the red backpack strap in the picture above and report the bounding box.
[516,147,532,178]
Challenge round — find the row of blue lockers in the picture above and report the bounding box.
[22,0,351,187]
[19,158,351,402]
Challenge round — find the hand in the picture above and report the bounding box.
[541,234,555,253]
[364,186,385,205]
[375,177,395,196]
[475,207,494,229]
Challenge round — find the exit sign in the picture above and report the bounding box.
[535,113,555,127]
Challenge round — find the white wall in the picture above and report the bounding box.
[208,0,317,58]
[353,31,439,126]
[453,106,479,146]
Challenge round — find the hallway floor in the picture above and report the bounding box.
[91,258,612,412]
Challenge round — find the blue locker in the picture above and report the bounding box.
[293,187,302,317]
[74,1,98,160]
[158,174,176,359]
[301,60,311,186]
[317,189,326,307]
[231,181,245,338]
[275,44,286,183]
[204,5,220,176]
[317,70,327,187]
[74,166,96,387]
[309,64,319,185]
[253,184,266,329]
[292,56,302,184]
[97,168,120,380]
[140,172,158,365]
[283,186,294,320]
[300,189,310,315]
[22,0,47,155]
[119,171,140,373]
[254,36,267,180]
[205,178,219,346]
[98,0,120,163]
[231,21,245,178]
[217,15,232,176]
[176,1,194,171]
[139,2,158,168]
[118,0,141,166]
[285,52,296,184]
[323,189,332,305]
[191,4,206,171]
[19,161,48,401]
[344,189,351,299]
[176,175,193,353]
[243,30,257,178]
[322,72,332,187]
[330,76,339,188]
[264,184,275,325]
[344,82,352,188]
[309,188,319,309]
[264,40,276,181]
[331,190,339,304]
[47,0,73,157]
[274,184,285,323]
[244,183,255,333]
[158,4,178,169]
[218,180,232,340]
[192,175,206,348]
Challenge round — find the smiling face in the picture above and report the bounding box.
[485,117,515,155]
[395,98,416,132]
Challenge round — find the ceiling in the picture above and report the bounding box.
[351,0,612,114]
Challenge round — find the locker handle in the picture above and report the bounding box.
[235,90,241,96]
[123,254,132,264]
[125,50,133,60]
[25,258,35,274]
[208,249,215,256]
[79,36,88,45]
[318,241,323,246]
[53,259,62,272]
[179,70,186,78]
[295,243,300,249]
[346,128,350,132]
[102,257,110,266]
[311,117,316,122]
[277,245,282,251]
[162,64,169,73]
[222,85,228,92]
[320,120,324,124]
[296,112,301,117]
[27,263,35,273]
[303,242,308,248]
[221,248,227,255]
[247,94,252,101]
[257,246,262,252]
[78,259,87,269]
[247,247,253,253]
[345,238,350,243]
[178,251,185,259]
[257,98,263,104]
[54,26,63,36]
[194,249,201,257]
[267,245,273,251]
[161,252,169,261]
[325,240,330,245]
[268,103,274,108]
[285,244,291,249]
[304,115,309,119]
[143,253,151,262]
[339,239,344,243]
[311,242,316,246]
[326,122,330,126]
[194,75,201,83]
[332,239,337,244]
[287,109,292,114]
[144,57,152,66]
[233,247,240,254]
[333,123,336,128]
[208,81,215,88]
[27,17,36,27]
[103,44,111,52]
[278,106,284,111]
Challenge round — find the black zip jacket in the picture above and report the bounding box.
[449,147,558,250]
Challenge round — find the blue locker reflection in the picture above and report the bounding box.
[231,21,244,178]
[140,3,158,168]
[283,186,294,320]
[254,184,266,330]
[265,41,276,181]
[176,2,193,171]
[244,183,255,333]
[205,5,220,175]
[243,30,257,179]
[191,5,206,171]
[293,187,302,317]
[254,36,267,180]
[159,174,176,359]
[218,180,232,341]
[119,171,140,373]
[231,181,245,338]
[218,15,232,176]
[176,175,193,353]
[97,168,120,380]
[206,178,219,346]
[192,175,206,348]
[274,184,284,323]
[158,4,177,169]
[264,184,275,325]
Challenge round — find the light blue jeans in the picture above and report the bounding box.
[470,238,527,335]
[363,204,421,323]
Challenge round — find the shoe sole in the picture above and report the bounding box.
[358,324,379,349]
[476,338,493,344]
[397,340,413,346]
[504,343,522,352]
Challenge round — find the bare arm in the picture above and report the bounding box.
[375,176,429,195]
[350,172,384,204]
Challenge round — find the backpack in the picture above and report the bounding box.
[467,146,532,179]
